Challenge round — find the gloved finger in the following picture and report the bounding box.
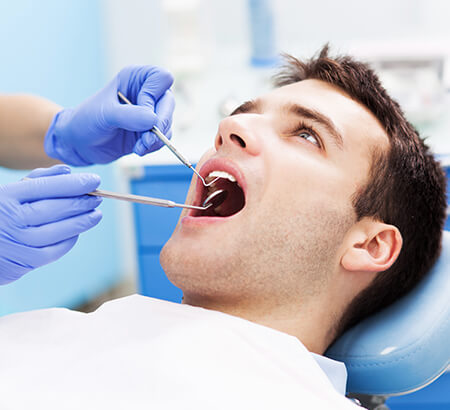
[0,260,29,285]
[133,129,172,156]
[133,132,159,156]
[0,238,31,284]
[21,195,103,227]
[15,209,102,247]
[10,173,101,203]
[136,68,174,111]
[103,103,159,131]
[154,90,175,135]
[37,236,79,267]
[25,164,71,179]
[18,236,79,272]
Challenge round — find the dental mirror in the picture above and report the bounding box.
[202,189,228,209]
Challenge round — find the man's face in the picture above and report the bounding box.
[161,79,389,308]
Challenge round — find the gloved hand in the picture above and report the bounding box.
[44,66,175,166]
[0,164,102,285]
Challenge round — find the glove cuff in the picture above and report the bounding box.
[44,110,93,167]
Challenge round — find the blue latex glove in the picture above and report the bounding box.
[0,164,102,285]
[44,66,175,166]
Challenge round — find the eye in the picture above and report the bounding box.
[297,130,320,147]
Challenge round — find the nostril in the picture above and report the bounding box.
[230,134,246,148]
[217,135,224,146]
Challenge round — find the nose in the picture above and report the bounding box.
[214,115,262,156]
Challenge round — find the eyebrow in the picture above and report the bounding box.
[229,99,261,116]
[230,99,344,150]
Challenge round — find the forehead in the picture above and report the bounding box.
[261,79,389,154]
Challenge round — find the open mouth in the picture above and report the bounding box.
[192,170,246,218]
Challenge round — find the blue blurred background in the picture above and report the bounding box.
[0,0,123,314]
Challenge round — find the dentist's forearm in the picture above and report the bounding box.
[0,94,62,169]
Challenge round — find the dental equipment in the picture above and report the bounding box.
[20,177,214,211]
[86,187,227,211]
[117,91,219,187]
[202,189,228,209]
[88,189,212,211]
[23,173,228,212]
[89,188,228,210]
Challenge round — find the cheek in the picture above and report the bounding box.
[249,188,355,276]
[270,166,350,212]
[253,153,356,259]
[267,137,362,210]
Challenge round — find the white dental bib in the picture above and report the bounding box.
[0,295,359,409]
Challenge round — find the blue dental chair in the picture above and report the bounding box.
[327,230,450,409]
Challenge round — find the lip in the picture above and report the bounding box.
[182,157,247,226]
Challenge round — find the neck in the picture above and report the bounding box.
[182,292,337,355]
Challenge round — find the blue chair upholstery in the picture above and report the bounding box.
[326,231,450,395]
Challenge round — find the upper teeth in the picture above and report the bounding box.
[207,170,236,183]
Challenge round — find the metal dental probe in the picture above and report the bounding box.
[88,188,228,210]
[20,177,212,210]
[88,189,213,210]
[117,91,220,187]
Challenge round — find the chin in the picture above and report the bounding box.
[160,235,212,288]
[160,234,246,296]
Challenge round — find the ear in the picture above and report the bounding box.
[341,220,403,273]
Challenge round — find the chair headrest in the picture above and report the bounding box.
[326,231,450,395]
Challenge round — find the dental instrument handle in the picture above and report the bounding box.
[117,91,194,167]
[117,90,133,105]
[151,128,208,186]
[151,128,210,186]
[88,189,209,211]
[151,125,195,170]
[117,91,210,186]
[147,127,206,185]
[22,177,206,210]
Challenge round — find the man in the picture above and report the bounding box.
[0,47,446,409]
[0,66,174,284]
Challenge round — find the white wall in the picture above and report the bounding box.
[101,0,450,153]
[102,0,450,70]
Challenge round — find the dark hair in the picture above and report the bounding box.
[274,45,447,337]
